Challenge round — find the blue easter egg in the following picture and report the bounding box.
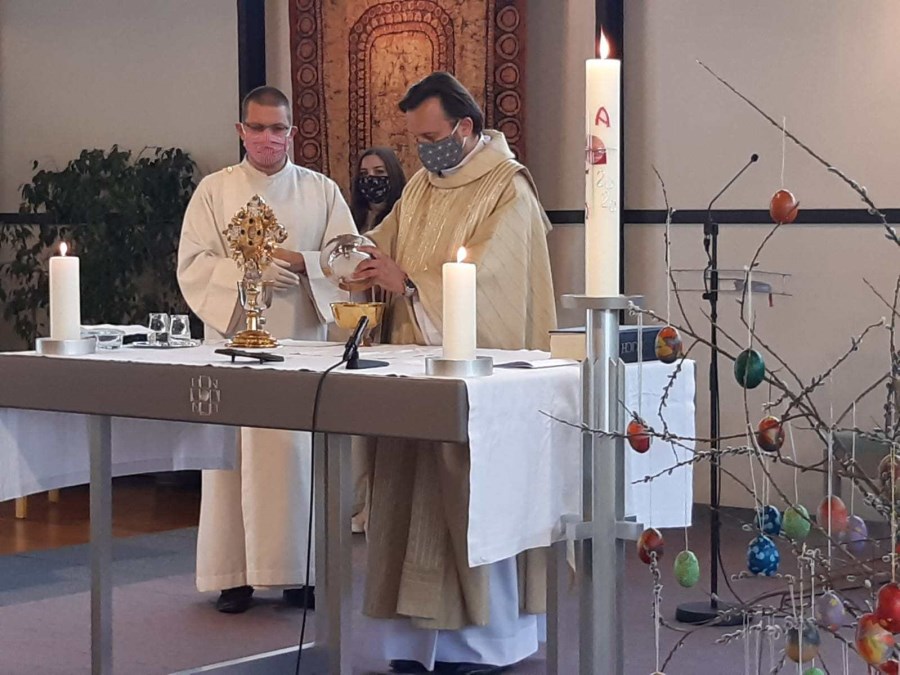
[747,534,780,576]
[756,504,782,536]
[843,514,868,555]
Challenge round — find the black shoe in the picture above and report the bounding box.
[282,586,316,610]
[389,660,429,673]
[435,663,511,675]
[215,585,254,614]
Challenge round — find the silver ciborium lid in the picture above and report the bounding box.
[320,233,376,292]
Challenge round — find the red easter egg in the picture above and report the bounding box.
[858,613,896,665]
[756,416,785,453]
[627,418,651,453]
[638,527,664,564]
[816,495,849,535]
[769,189,799,224]
[877,583,900,633]
[880,659,900,674]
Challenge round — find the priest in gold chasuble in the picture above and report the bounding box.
[352,72,556,674]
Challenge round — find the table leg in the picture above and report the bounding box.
[89,415,113,675]
[323,433,353,675]
[545,540,568,675]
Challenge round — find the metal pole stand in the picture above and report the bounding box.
[561,294,644,675]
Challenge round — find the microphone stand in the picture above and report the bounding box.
[676,155,757,626]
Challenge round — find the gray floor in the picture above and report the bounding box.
[0,509,872,674]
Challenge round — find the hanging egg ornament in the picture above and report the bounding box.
[816,495,849,535]
[769,189,799,224]
[755,504,782,536]
[782,505,812,541]
[627,417,651,453]
[747,534,780,576]
[786,619,821,663]
[756,416,785,453]
[637,527,664,564]
[876,582,900,633]
[879,453,900,497]
[673,550,700,588]
[814,590,846,632]
[843,514,869,554]
[857,612,896,666]
[802,669,825,675]
[879,660,900,675]
[734,348,765,389]
[654,326,683,364]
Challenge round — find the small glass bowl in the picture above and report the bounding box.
[82,327,125,350]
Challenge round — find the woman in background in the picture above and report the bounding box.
[350,147,406,233]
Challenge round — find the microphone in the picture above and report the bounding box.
[342,314,388,370]
[342,315,369,363]
[706,153,759,220]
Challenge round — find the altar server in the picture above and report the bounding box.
[353,72,556,674]
[177,86,355,613]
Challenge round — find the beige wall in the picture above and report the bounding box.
[0,0,240,212]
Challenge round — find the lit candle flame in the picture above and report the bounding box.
[456,247,467,263]
[598,29,610,59]
[59,242,68,257]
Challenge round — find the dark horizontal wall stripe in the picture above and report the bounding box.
[546,208,900,225]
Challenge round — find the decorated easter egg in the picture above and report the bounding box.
[814,590,846,632]
[673,550,700,588]
[877,582,900,633]
[734,349,765,389]
[857,612,895,666]
[638,527,664,564]
[879,454,900,496]
[655,326,683,364]
[843,514,868,554]
[747,534,780,576]
[769,189,799,224]
[802,668,825,675]
[782,505,811,541]
[879,660,900,674]
[786,619,820,663]
[756,504,782,536]
[756,416,785,453]
[817,495,849,535]
[627,417,651,453]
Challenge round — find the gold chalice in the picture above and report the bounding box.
[330,301,384,346]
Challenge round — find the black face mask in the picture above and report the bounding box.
[357,175,391,204]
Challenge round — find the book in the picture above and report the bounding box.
[549,325,661,363]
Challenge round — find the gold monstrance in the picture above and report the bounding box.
[223,195,287,348]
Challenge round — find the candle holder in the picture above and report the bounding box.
[424,356,493,378]
[36,336,97,356]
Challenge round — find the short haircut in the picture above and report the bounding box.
[241,86,292,122]
[398,72,484,135]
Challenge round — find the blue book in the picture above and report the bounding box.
[549,325,661,363]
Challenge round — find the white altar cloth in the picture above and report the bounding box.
[0,342,694,566]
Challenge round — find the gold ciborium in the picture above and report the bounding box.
[330,301,385,346]
[223,194,287,348]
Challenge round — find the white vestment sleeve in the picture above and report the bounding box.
[177,180,244,336]
[299,178,359,323]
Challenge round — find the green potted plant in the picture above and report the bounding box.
[0,145,198,347]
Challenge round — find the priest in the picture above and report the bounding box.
[177,86,356,613]
[353,72,557,674]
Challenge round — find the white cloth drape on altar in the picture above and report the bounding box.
[0,343,694,566]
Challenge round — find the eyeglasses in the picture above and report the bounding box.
[241,123,294,138]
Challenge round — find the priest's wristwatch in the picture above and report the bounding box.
[402,276,417,298]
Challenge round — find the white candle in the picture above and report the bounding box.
[442,246,476,361]
[585,30,621,296]
[49,242,81,340]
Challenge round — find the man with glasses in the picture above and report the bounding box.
[177,85,356,614]
[352,72,556,674]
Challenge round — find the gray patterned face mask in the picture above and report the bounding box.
[417,121,467,174]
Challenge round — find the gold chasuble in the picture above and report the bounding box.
[364,131,557,630]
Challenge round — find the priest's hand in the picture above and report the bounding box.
[262,258,301,290]
[272,247,307,275]
[352,246,407,294]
